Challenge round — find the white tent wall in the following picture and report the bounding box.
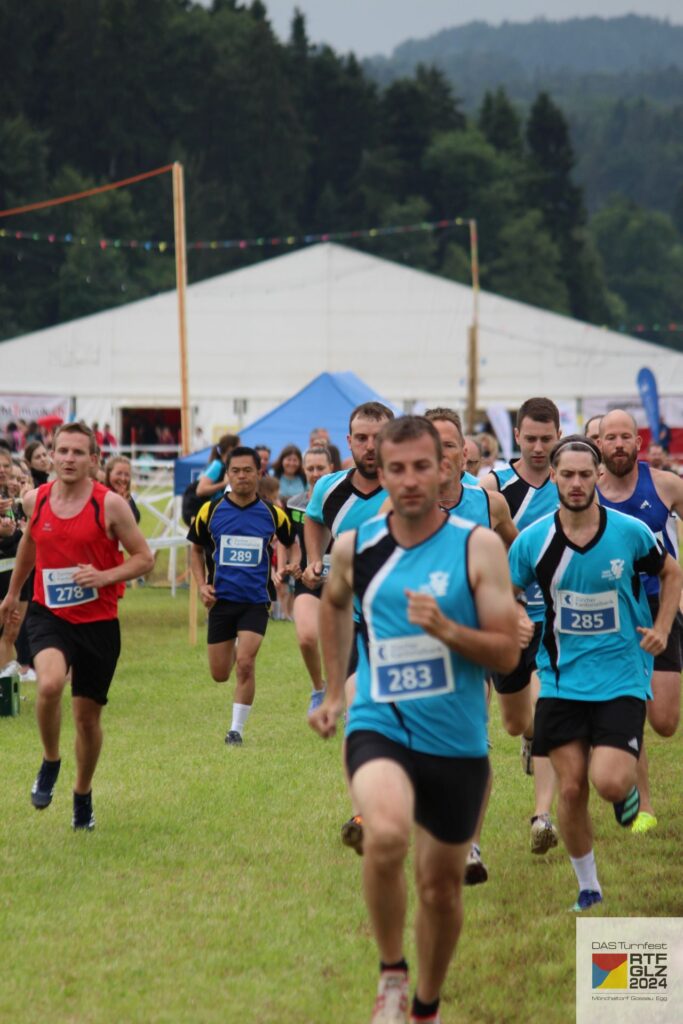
[1,243,682,436]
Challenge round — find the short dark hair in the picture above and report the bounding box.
[424,407,463,437]
[550,435,600,468]
[376,416,442,467]
[516,397,560,431]
[53,422,98,455]
[584,415,602,436]
[226,446,261,471]
[349,402,394,434]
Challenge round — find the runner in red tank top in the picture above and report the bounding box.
[0,423,153,830]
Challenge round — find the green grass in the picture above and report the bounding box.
[1,590,681,1023]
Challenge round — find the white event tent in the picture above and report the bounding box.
[1,242,682,437]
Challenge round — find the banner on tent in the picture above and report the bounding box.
[0,394,70,424]
[583,397,683,427]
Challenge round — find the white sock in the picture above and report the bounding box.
[570,850,601,894]
[230,703,252,736]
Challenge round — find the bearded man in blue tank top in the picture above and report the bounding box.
[509,436,681,911]
[596,408,683,834]
[309,416,519,1024]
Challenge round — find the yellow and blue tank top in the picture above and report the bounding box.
[348,512,488,758]
[187,494,293,604]
[509,506,664,701]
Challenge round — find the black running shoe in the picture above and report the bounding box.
[72,791,95,831]
[31,758,61,810]
[225,730,243,746]
[613,785,640,827]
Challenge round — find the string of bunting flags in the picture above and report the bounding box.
[0,216,468,253]
[0,215,680,335]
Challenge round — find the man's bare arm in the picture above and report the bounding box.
[309,531,355,737]
[488,490,518,549]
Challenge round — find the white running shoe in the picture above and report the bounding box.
[371,971,409,1024]
[530,813,558,854]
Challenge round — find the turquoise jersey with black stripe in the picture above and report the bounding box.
[490,460,558,621]
[347,512,488,757]
[509,507,664,701]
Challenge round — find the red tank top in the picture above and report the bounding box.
[31,481,121,623]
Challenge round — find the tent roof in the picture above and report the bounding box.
[173,370,397,493]
[2,242,683,406]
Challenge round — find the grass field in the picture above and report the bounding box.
[1,589,681,1023]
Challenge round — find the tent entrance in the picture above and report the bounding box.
[120,407,181,449]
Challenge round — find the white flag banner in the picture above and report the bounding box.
[0,394,70,424]
[486,405,514,461]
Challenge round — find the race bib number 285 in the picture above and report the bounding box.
[557,590,619,634]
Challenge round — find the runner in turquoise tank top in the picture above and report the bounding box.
[508,435,681,912]
[482,397,562,856]
[309,415,519,1024]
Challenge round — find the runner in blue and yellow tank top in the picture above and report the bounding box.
[482,396,562,856]
[595,408,683,834]
[508,435,681,912]
[309,416,519,1024]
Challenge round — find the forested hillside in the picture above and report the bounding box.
[1,2,681,350]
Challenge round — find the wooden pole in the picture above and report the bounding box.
[172,162,197,645]
[466,218,480,434]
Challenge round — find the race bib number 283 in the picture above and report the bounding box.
[370,634,455,703]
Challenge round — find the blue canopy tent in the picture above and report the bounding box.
[173,371,398,494]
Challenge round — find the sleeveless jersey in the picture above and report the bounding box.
[597,462,678,597]
[31,481,121,624]
[287,491,333,582]
[348,513,488,758]
[188,494,293,605]
[444,483,491,527]
[490,460,558,621]
[306,469,386,538]
[509,506,664,702]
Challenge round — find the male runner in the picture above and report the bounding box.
[509,436,681,910]
[188,447,294,745]
[583,416,602,444]
[302,401,394,852]
[0,422,153,830]
[596,409,683,832]
[281,446,334,715]
[483,396,561,854]
[425,407,520,885]
[310,416,519,1024]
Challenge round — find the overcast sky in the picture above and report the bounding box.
[258,1,682,57]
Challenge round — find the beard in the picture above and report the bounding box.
[602,448,638,477]
[558,485,596,512]
[354,458,378,480]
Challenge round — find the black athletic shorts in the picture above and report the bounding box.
[293,580,322,601]
[26,602,121,706]
[647,595,683,673]
[533,695,646,758]
[345,729,490,845]
[492,621,542,694]
[207,600,269,644]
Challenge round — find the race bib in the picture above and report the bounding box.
[557,590,619,634]
[42,567,98,609]
[320,553,332,580]
[370,634,455,703]
[219,535,263,568]
[526,582,544,607]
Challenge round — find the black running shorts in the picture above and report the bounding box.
[345,729,490,845]
[492,621,542,694]
[533,695,646,758]
[26,602,121,706]
[207,600,269,644]
[647,596,683,673]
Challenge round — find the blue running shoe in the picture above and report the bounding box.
[307,689,325,716]
[570,889,603,913]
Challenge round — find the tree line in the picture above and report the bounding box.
[0,0,681,350]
